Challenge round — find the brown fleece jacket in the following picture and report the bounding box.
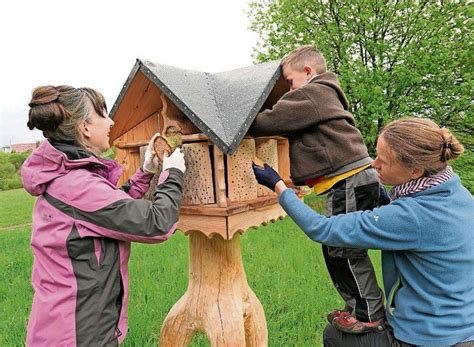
[249,72,369,185]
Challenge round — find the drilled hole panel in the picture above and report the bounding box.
[181,142,215,205]
[226,139,258,202]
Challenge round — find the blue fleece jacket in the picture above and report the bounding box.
[279,175,474,346]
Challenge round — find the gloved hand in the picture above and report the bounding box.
[142,132,161,174]
[252,162,282,191]
[163,148,186,174]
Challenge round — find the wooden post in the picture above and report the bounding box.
[160,231,268,346]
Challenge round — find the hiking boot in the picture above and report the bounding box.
[333,314,386,334]
[326,309,352,324]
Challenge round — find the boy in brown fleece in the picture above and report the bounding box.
[249,45,386,333]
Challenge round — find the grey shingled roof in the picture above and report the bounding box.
[109,59,282,154]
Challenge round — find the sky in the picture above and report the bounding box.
[0,0,260,147]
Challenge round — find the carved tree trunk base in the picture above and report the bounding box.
[160,231,268,346]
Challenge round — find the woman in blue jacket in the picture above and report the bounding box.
[253,118,473,346]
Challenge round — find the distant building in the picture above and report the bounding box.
[10,142,38,153]
[1,145,11,153]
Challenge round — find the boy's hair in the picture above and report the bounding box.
[281,45,327,74]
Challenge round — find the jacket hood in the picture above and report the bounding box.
[309,72,349,110]
[21,140,123,196]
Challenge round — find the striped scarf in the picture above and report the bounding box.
[389,166,454,200]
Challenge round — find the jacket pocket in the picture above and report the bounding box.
[387,277,401,317]
[67,225,99,271]
[291,142,332,178]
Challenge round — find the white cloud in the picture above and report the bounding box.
[0,0,259,146]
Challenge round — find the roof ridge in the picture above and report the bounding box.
[204,72,230,143]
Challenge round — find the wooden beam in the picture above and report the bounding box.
[113,113,160,151]
[114,133,209,149]
[277,138,291,182]
[213,145,227,207]
[179,188,308,216]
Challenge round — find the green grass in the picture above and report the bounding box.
[0,227,34,346]
[0,190,383,346]
[0,188,35,228]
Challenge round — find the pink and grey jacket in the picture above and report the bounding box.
[21,140,183,346]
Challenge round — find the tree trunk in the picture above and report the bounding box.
[160,231,268,346]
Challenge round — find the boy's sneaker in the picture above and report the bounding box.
[332,314,386,334]
[326,309,351,324]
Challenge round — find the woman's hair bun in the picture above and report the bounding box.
[27,86,67,131]
[440,127,463,162]
[28,85,60,107]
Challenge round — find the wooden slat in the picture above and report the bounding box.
[179,195,279,216]
[114,133,209,149]
[113,113,160,151]
[110,70,163,142]
[277,138,291,183]
[113,114,160,185]
[179,187,308,215]
[213,145,227,207]
[227,139,257,202]
[115,148,141,187]
[249,136,287,141]
[255,139,278,197]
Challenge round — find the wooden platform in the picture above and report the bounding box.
[178,187,308,240]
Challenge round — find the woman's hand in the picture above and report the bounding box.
[252,162,284,191]
[163,148,186,174]
[142,132,161,174]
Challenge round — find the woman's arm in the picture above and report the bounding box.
[279,188,422,251]
[119,169,154,199]
[46,168,184,243]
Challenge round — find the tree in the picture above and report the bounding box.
[247,0,473,152]
[0,152,21,190]
[9,151,31,171]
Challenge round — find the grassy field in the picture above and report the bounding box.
[0,188,35,229]
[0,188,382,346]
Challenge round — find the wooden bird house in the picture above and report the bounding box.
[109,59,305,240]
[109,59,312,346]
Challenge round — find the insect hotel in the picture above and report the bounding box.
[109,59,306,346]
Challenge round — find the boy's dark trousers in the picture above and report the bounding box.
[323,167,385,322]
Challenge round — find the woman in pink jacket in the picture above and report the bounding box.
[21,85,185,346]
